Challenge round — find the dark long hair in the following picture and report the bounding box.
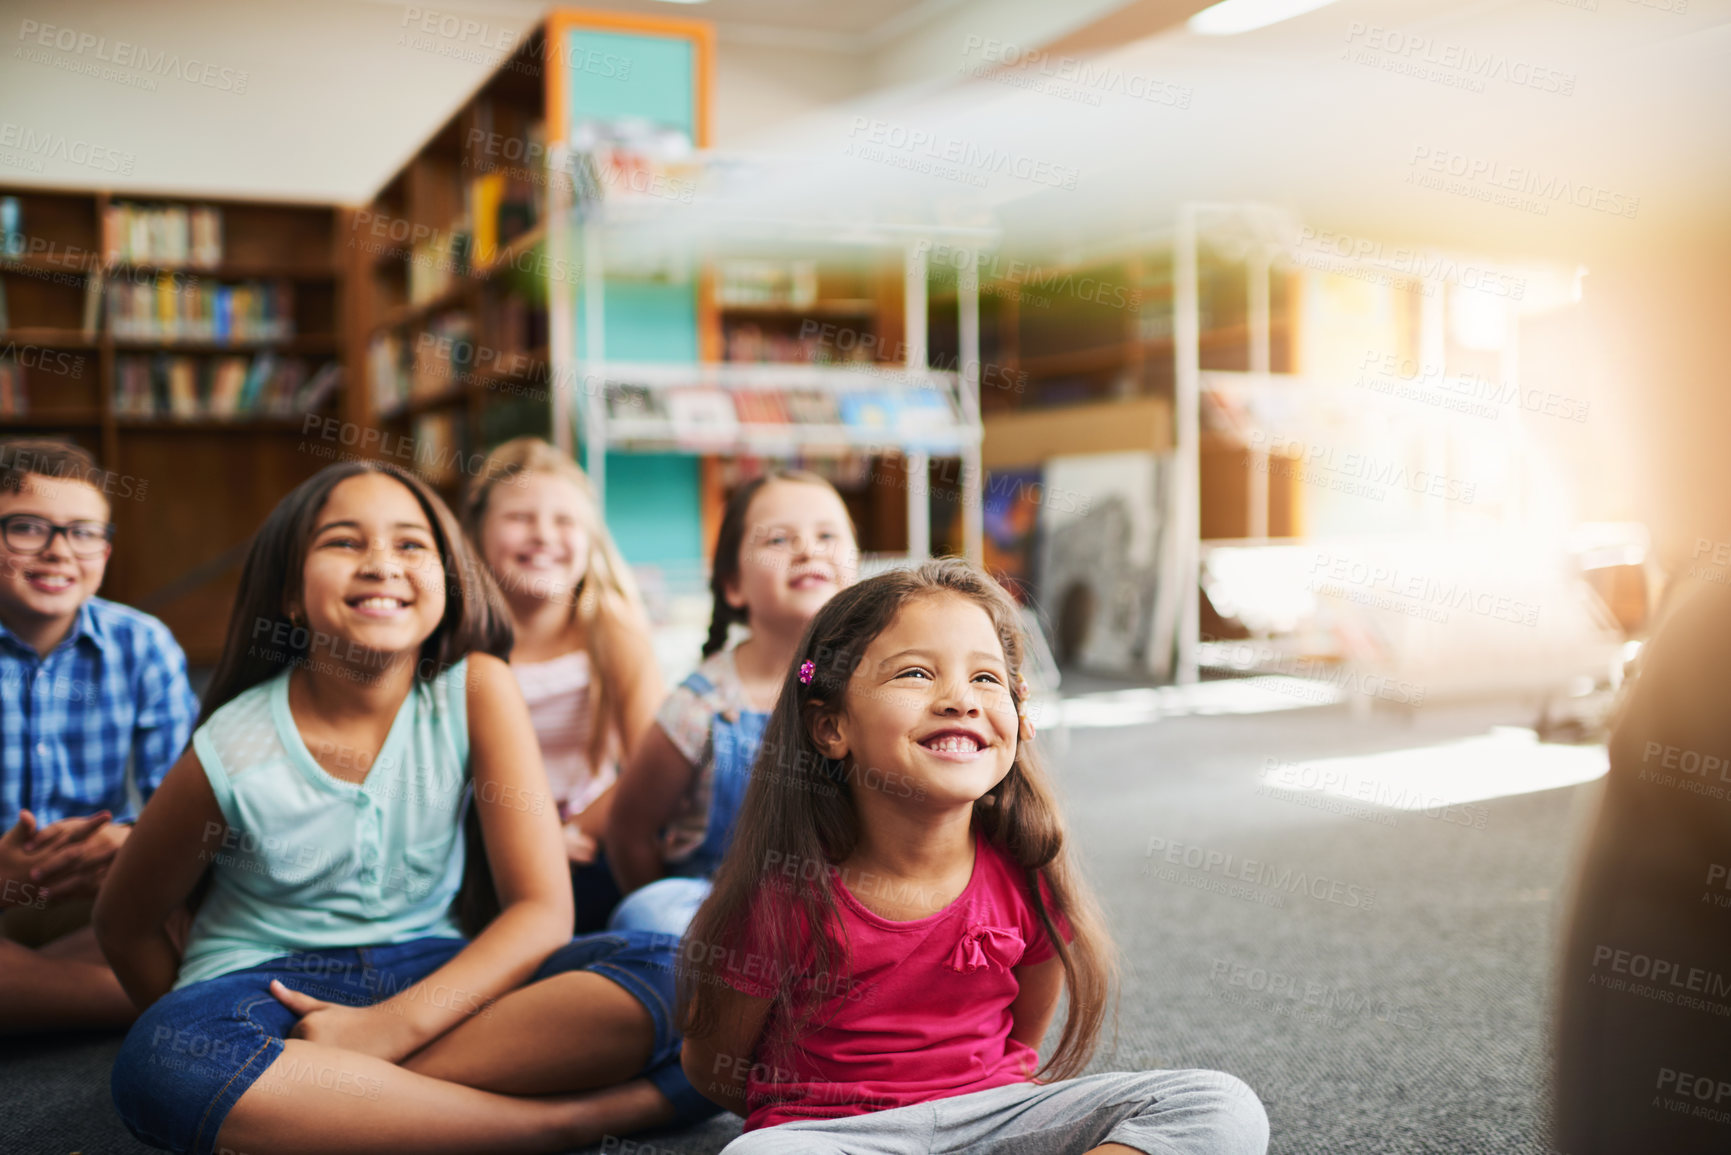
[198,461,513,935]
[680,558,1116,1081]
[701,470,855,659]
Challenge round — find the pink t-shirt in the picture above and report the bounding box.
[511,650,614,819]
[721,833,1075,1132]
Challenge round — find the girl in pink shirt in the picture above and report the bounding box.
[679,559,1269,1155]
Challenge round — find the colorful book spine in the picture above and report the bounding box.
[104,203,224,267]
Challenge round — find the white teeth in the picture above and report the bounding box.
[354,596,404,610]
[925,735,981,753]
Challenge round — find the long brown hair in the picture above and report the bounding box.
[701,470,856,659]
[199,461,513,935]
[462,437,648,776]
[680,558,1115,1080]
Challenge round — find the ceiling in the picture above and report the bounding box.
[577,0,956,49]
[1,0,1724,273]
[746,0,1731,268]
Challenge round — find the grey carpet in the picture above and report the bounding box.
[0,695,1588,1154]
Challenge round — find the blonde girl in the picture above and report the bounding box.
[464,437,661,931]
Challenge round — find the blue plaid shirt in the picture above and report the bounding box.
[0,597,200,829]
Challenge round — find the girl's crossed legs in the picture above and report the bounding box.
[113,931,716,1155]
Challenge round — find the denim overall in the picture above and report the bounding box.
[607,668,770,935]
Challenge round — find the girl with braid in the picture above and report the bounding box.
[606,472,856,935]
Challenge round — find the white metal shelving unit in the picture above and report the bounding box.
[545,147,997,564]
[1154,202,1537,685]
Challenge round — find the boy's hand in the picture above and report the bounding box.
[29,814,128,897]
[0,811,48,908]
[24,810,111,855]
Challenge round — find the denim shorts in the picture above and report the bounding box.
[607,876,714,936]
[112,930,716,1155]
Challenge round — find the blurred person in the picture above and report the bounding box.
[607,470,857,934]
[0,438,198,1033]
[464,437,662,932]
[1554,578,1731,1153]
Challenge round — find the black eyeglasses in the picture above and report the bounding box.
[0,515,116,558]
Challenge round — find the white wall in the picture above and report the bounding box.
[0,0,880,202]
[711,37,872,150]
[868,0,1134,89]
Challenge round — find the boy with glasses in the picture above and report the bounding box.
[0,439,197,1032]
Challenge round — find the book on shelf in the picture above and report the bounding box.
[410,313,474,400]
[81,270,103,336]
[0,197,21,258]
[834,389,954,438]
[166,358,198,416]
[207,355,250,415]
[481,294,543,356]
[411,412,461,486]
[470,172,505,267]
[783,389,842,426]
[407,231,464,306]
[732,389,791,425]
[368,332,409,415]
[468,138,543,270]
[106,276,294,343]
[717,259,818,309]
[664,389,737,442]
[605,384,660,420]
[297,361,343,413]
[0,353,26,415]
[837,392,899,432]
[114,352,337,419]
[567,118,697,214]
[722,322,870,364]
[103,202,223,268]
[895,388,957,445]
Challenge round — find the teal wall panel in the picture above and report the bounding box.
[564,30,695,138]
[562,25,703,566]
[602,452,701,566]
[577,279,698,363]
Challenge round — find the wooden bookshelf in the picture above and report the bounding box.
[959,246,1303,541]
[1,183,348,664]
[345,10,972,562]
[345,26,559,506]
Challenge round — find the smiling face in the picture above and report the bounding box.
[728,479,858,639]
[0,475,110,644]
[290,472,448,666]
[812,592,1018,811]
[478,471,590,608]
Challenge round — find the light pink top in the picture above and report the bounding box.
[511,650,614,819]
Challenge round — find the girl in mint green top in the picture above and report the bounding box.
[174,655,472,988]
[94,462,713,1155]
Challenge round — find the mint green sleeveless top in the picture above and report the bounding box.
[175,659,470,988]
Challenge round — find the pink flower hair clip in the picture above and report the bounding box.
[799,659,816,685]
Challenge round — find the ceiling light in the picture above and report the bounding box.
[1188,0,1342,35]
